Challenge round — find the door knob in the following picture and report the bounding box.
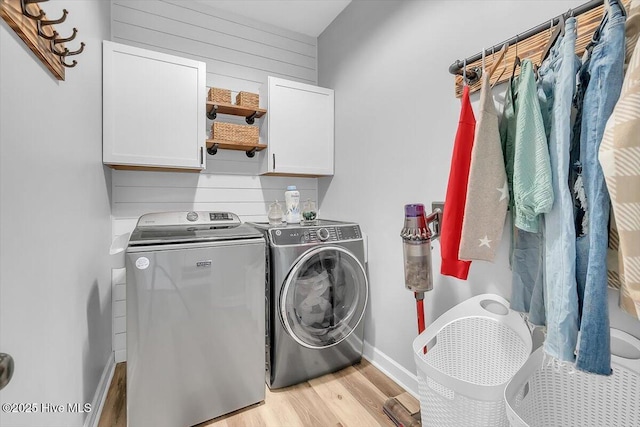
[0,353,14,390]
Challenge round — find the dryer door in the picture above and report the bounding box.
[280,246,368,349]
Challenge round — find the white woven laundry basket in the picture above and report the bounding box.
[505,328,640,427]
[413,294,533,427]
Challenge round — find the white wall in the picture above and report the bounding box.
[318,0,640,391]
[109,0,319,361]
[0,1,113,426]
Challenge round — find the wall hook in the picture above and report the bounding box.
[65,42,84,56]
[40,8,67,26]
[50,41,84,58]
[50,42,66,56]
[60,58,77,68]
[36,20,58,40]
[20,0,45,20]
[53,28,77,44]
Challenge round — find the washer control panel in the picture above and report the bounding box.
[137,211,240,228]
[271,225,361,246]
[316,228,330,241]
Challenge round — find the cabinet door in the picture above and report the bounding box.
[266,77,334,176]
[103,41,206,170]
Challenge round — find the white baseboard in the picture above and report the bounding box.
[363,341,419,398]
[85,352,116,427]
[115,349,126,363]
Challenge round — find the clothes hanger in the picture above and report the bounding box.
[491,52,509,88]
[510,34,521,80]
[488,43,508,80]
[462,58,468,87]
[539,14,565,66]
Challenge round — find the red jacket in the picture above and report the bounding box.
[440,86,475,280]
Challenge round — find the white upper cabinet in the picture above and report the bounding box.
[103,41,206,171]
[259,77,334,176]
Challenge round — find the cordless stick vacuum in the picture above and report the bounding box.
[383,203,442,427]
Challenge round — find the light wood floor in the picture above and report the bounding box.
[98,360,419,427]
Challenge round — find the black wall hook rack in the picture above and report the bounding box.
[1,0,86,80]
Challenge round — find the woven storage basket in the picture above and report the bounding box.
[236,91,259,109]
[505,329,640,427]
[211,122,258,144]
[208,87,231,104]
[413,294,532,427]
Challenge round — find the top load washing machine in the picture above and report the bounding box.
[126,211,265,427]
[251,220,368,389]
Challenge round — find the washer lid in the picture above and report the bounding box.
[128,211,262,246]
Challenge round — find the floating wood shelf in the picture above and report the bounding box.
[206,139,267,158]
[206,101,266,123]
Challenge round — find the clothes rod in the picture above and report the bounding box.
[448,0,604,80]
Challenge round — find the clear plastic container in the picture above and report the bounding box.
[268,200,284,225]
[301,199,318,225]
[401,204,433,292]
[285,185,300,223]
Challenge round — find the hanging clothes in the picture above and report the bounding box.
[606,0,638,292]
[513,59,554,233]
[574,0,626,376]
[440,85,475,280]
[459,72,508,262]
[539,16,582,364]
[607,212,623,290]
[501,71,546,326]
[600,0,640,320]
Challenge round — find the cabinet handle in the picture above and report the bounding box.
[273,153,276,170]
[200,147,204,165]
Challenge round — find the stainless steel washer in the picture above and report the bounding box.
[251,220,368,389]
[126,212,265,427]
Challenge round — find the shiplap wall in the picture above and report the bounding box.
[110,0,319,361]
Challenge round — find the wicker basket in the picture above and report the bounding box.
[208,87,231,104]
[211,122,259,144]
[236,91,259,109]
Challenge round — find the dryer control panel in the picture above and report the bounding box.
[271,225,361,246]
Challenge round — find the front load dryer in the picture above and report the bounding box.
[251,220,368,389]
